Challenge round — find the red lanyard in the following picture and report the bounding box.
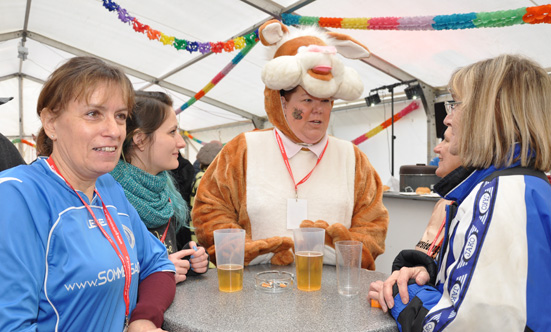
[160,217,171,244]
[160,199,172,244]
[427,215,447,258]
[46,157,132,319]
[274,130,329,199]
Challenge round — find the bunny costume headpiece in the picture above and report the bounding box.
[259,20,370,143]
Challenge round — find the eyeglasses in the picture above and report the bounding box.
[444,101,462,115]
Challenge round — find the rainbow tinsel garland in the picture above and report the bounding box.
[175,40,258,114]
[183,101,419,147]
[101,0,259,54]
[351,101,420,145]
[182,131,210,146]
[101,2,550,53]
[282,5,551,31]
[11,138,36,148]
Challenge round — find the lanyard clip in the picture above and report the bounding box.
[123,316,129,332]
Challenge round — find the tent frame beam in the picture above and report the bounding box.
[3,0,449,163]
[240,0,315,18]
[13,31,267,128]
[0,30,267,127]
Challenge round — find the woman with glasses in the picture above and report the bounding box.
[444,100,461,115]
[369,54,551,331]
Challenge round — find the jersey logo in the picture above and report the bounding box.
[463,233,477,261]
[122,224,135,249]
[478,191,491,215]
[87,217,107,229]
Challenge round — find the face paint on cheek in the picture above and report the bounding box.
[292,108,303,120]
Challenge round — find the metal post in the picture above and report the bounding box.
[389,86,395,177]
[368,79,418,178]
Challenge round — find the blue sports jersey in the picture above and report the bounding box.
[0,158,175,332]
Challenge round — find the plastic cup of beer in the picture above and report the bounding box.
[335,240,362,297]
[293,228,325,291]
[214,228,245,292]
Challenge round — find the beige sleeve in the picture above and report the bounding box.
[348,145,390,270]
[191,134,251,259]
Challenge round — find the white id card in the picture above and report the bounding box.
[287,198,307,229]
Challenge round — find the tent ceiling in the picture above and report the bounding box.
[1,0,550,138]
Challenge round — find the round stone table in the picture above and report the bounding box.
[163,264,398,332]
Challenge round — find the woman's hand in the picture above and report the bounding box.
[168,251,191,284]
[168,241,209,283]
[127,319,167,332]
[187,241,209,274]
[367,266,430,313]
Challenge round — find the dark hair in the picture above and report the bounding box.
[279,86,300,101]
[36,56,134,156]
[119,91,189,228]
[122,91,174,163]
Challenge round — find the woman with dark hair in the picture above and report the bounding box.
[111,90,209,284]
[0,56,176,331]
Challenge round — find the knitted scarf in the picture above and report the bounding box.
[111,160,174,229]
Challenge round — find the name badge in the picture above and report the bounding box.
[287,198,307,229]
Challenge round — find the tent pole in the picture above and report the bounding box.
[389,86,395,177]
[370,79,417,178]
[18,74,24,155]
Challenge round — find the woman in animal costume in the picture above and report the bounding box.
[192,20,388,270]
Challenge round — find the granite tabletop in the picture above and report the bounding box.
[163,264,398,332]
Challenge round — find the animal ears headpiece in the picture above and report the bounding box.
[259,20,370,143]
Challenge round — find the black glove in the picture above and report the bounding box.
[392,249,438,286]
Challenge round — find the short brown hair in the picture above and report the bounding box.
[449,54,551,171]
[36,56,134,156]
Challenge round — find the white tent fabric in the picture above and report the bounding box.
[1,0,551,179]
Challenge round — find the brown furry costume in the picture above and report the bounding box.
[192,20,388,270]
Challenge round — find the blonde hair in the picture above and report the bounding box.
[449,54,551,171]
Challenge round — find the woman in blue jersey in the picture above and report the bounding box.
[369,54,551,331]
[0,56,176,332]
[111,91,209,284]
